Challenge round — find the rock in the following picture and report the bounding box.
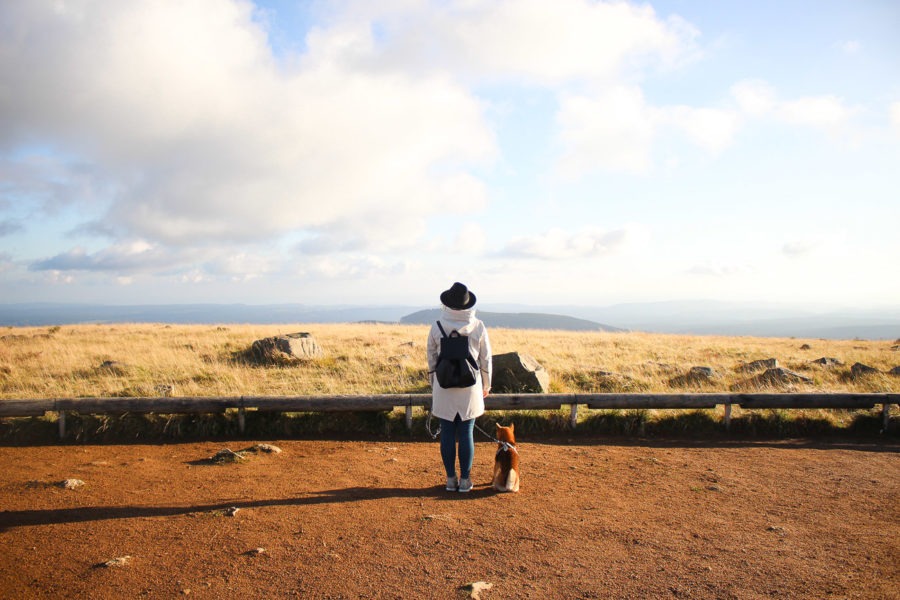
[251,333,323,363]
[491,352,550,393]
[58,479,85,490]
[245,444,282,454]
[244,547,266,556]
[744,368,812,388]
[668,366,716,387]
[850,362,879,377]
[811,357,843,366]
[460,581,493,600]
[889,366,900,376]
[210,448,247,463]
[799,344,812,350]
[96,556,131,568]
[224,506,240,517]
[737,358,778,372]
[689,366,716,378]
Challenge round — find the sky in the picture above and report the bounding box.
[1,0,898,309]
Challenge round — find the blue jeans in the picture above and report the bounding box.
[439,415,475,479]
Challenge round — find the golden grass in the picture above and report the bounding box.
[0,323,897,400]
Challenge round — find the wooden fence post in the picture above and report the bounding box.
[883,403,892,433]
[724,403,732,431]
[569,404,578,429]
[58,411,66,439]
[405,404,413,430]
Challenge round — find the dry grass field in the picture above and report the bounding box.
[1,323,898,437]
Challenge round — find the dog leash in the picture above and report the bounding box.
[426,410,517,454]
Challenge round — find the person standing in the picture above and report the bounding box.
[427,282,492,493]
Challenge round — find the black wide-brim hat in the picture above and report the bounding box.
[440,282,476,310]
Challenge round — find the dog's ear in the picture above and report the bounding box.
[495,423,502,431]
[509,423,514,432]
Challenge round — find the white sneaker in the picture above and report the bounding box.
[458,478,473,493]
[446,476,458,491]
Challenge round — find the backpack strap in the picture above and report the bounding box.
[436,321,448,338]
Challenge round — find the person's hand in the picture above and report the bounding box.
[483,388,490,398]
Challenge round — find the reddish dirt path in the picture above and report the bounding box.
[0,437,898,599]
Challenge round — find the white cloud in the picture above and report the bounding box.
[777,95,854,129]
[0,1,496,247]
[731,79,856,133]
[555,87,656,175]
[316,0,700,85]
[296,255,412,280]
[204,252,274,281]
[782,240,818,257]
[890,102,900,136]
[730,79,777,116]
[499,226,631,260]
[454,223,487,256]
[555,86,739,175]
[686,263,750,277]
[660,105,740,153]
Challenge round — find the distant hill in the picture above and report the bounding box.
[400,309,623,332]
[0,303,421,326]
[1,301,897,339]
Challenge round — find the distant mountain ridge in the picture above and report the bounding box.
[400,309,623,332]
[1,301,897,339]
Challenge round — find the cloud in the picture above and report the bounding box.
[555,87,656,175]
[890,101,900,136]
[453,223,487,255]
[294,214,431,255]
[686,263,749,277]
[0,219,23,236]
[730,79,777,116]
[203,252,274,281]
[0,252,13,273]
[782,241,818,257]
[499,226,631,260]
[730,79,856,132]
[29,240,184,273]
[555,86,739,175]
[295,255,414,280]
[1,1,496,248]
[315,0,700,85]
[777,95,855,129]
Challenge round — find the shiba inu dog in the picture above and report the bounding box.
[492,423,520,493]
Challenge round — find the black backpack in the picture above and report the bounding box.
[433,321,479,388]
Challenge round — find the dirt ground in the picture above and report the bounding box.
[0,436,898,600]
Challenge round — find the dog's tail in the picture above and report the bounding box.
[506,468,519,493]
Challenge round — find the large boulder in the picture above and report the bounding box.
[251,333,323,363]
[812,357,843,367]
[491,352,550,393]
[850,362,879,377]
[732,367,812,391]
[668,366,717,387]
[737,358,778,372]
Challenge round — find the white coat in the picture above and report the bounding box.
[426,305,492,421]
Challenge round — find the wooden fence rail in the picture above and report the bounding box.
[1,393,897,438]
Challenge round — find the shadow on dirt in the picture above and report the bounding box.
[0,485,492,532]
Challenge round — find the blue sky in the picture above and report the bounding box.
[1,0,898,309]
